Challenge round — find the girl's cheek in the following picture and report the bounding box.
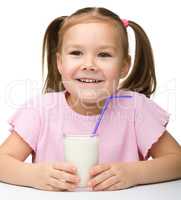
[105,67,121,80]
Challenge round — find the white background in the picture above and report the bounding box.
[0,0,180,145]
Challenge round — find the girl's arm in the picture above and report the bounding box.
[88,130,181,191]
[135,130,181,185]
[0,131,80,191]
[0,131,34,187]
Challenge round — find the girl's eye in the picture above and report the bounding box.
[98,52,112,57]
[69,51,112,57]
[69,51,82,56]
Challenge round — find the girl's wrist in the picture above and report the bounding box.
[23,163,38,188]
[121,161,142,186]
[130,161,143,186]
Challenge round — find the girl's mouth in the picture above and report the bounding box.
[75,78,104,83]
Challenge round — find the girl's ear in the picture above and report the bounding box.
[120,55,131,78]
[56,52,63,74]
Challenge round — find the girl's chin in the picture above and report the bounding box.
[66,87,113,104]
[77,91,106,101]
[79,96,100,104]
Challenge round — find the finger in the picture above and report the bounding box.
[93,175,119,191]
[53,162,77,174]
[52,170,80,184]
[88,169,113,187]
[89,164,110,177]
[49,177,76,192]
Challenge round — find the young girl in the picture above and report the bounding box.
[0,7,181,192]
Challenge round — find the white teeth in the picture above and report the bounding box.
[78,79,100,83]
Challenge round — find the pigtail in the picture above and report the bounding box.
[121,20,157,98]
[42,16,67,94]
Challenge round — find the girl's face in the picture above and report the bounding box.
[57,22,129,110]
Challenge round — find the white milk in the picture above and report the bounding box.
[63,134,99,187]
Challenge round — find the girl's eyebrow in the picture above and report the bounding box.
[65,44,116,51]
[98,45,117,51]
[64,44,82,50]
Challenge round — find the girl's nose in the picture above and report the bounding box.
[81,55,98,71]
[81,65,98,71]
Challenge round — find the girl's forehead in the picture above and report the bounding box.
[62,23,121,51]
[58,16,124,52]
[63,22,121,42]
[60,15,121,37]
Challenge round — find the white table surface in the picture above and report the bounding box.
[0,180,181,200]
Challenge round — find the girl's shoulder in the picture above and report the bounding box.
[24,91,65,111]
[116,88,146,99]
[115,89,146,109]
[115,89,167,115]
[118,89,170,119]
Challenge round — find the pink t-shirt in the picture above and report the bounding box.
[8,89,170,163]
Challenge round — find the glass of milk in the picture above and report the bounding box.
[63,134,99,188]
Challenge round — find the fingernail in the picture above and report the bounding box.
[70,186,76,191]
[76,177,80,182]
[90,171,94,176]
[72,167,76,172]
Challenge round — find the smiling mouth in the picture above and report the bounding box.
[75,78,104,83]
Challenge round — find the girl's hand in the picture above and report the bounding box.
[88,162,139,191]
[30,162,80,192]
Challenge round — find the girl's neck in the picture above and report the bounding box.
[65,92,105,116]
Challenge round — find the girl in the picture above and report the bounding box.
[0,7,181,192]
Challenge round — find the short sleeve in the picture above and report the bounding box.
[134,93,170,160]
[7,97,41,152]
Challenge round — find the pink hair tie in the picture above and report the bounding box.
[122,19,129,28]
